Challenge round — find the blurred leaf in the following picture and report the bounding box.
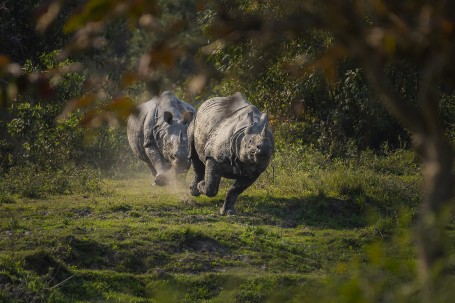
[64,0,118,33]
[188,74,207,95]
[57,94,97,121]
[104,95,135,120]
[78,96,134,127]
[307,46,348,86]
[149,44,179,69]
[120,72,139,88]
[35,0,63,33]
[0,55,11,69]
[64,0,160,33]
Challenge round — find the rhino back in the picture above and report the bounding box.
[127,100,156,162]
[201,105,261,164]
[194,93,250,158]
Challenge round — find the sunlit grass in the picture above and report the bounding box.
[0,148,435,302]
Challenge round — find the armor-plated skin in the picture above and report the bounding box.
[127,91,195,185]
[188,92,274,215]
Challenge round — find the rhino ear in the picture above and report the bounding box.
[182,111,194,125]
[163,111,173,124]
[247,111,254,126]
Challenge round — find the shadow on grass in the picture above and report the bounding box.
[237,192,368,229]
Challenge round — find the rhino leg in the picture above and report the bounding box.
[144,144,170,186]
[188,121,204,195]
[197,158,221,197]
[189,131,205,195]
[145,162,157,184]
[220,176,258,215]
[189,155,205,196]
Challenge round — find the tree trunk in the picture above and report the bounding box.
[414,133,454,299]
[360,54,455,300]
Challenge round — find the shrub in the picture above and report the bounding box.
[0,163,102,198]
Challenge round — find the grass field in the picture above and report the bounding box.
[2,148,448,302]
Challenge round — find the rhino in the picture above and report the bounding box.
[127,91,195,186]
[188,92,274,215]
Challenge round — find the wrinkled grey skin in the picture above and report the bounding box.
[127,91,195,186]
[188,92,274,215]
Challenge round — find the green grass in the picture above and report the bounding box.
[2,148,451,302]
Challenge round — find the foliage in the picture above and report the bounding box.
[0,49,136,197]
[7,103,81,168]
[0,0,77,64]
[203,32,419,154]
[0,163,101,198]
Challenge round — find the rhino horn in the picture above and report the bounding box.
[260,123,268,139]
[179,130,183,143]
[260,112,268,124]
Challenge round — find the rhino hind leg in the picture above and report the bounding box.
[220,176,258,215]
[196,158,221,197]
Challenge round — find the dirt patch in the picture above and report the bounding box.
[181,235,228,255]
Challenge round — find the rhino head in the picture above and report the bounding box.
[161,111,194,174]
[239,112,273,164]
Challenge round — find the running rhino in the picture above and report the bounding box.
[127,91,195,186]
[188,92,274,215]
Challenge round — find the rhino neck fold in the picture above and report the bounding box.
[151,108,165,153]
[229,126,246,172]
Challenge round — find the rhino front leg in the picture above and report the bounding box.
[197,158,221,197]
[144,145,170,186]
[189,154,205,196]
[188,121,203,196]
[146,162,157,183]
[220,176,258,215]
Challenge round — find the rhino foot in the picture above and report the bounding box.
[190,184,201,196]
[220,207,237,216]
[154,174,168,186]
[196,181,206,195]
[197,180,219,197]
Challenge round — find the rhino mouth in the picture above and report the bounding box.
[254,148,271,161]
[254,153,270,162]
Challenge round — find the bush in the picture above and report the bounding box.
[0,163,102,198]
[7,102,84,169]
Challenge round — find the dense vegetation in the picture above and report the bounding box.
[1,0,455,302]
